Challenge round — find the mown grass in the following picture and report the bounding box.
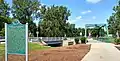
[103,38,114,43]
[28,42,50,51]
[0,44,5,61]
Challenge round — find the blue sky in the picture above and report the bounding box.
[5,0,117,28]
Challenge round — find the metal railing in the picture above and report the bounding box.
[28,37,81,42]
[29,37,64,42]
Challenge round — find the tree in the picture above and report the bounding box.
[0,0,3,3]
[91,26,106,37]
[0,0,10,30]
[0,28,5,36]
[0,0,11,36]
[65,23,76,37]
[107,0,120,37]
[12,0,41,36]
[38,5,71,37]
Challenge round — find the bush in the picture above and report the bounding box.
[80,37,87,44]
[114,38,120,45]
[74,38,79,44]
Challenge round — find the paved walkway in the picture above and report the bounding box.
[82,40,120,61]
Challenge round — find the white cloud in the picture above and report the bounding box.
[68,20,78,23]
[81,10,92,15]
[86,0,102,4]
[41,3,45,6]
[39,3,46,8]
[76,16,82,20]
[92,16,96,19]
[68,16,82,23]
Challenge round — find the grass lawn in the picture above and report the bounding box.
[97,37,115,43]
[29,42,50,51]
[0,42,50,61]
[0,44,5,60]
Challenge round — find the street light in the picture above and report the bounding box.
[116,30,119,38]
[36,31,39,40]
[29,32,31,37]
[64,34,66,37]
[80,32,82,36]
[36,21,39,40]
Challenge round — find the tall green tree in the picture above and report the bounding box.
[107,0,120,37]
[0,0,3,3]
[12,0,41,36]
[90,26,106,37]
[0,0,11,34]
[0,0,12,36]
[39,5,71,37]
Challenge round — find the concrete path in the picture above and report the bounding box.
[82,40,120,61]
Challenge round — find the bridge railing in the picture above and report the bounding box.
[28,37,82,42]
[29,37,64,42]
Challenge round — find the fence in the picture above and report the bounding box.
[29,37,64,42]
[28,37,81,42]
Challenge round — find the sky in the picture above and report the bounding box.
[5,0,117,28]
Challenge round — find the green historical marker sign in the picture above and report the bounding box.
[7,23,26,54]
[5,20,28,61]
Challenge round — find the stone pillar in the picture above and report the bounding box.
[106,26,109,37]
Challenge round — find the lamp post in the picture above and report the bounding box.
[85,27,87,37]
[80,32,82,36]
[29,32,31,37]
[29,32,32,42]
[64,34,66,37]
[36,31,39,40]
[116,30,119,39]
[88,32,91,38]
[36,22,39,40]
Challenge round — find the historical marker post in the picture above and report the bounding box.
[5,23,7,61]
[5,20,28,61]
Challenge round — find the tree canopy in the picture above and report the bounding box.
[107,0,120,37]
[38,5,71,37]
[0,0,95,37]
[0,0,12,36]
[12,0,41,36]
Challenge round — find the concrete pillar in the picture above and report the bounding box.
[106,26,109,37]
[116,30,119,38]
[85,27,87,37]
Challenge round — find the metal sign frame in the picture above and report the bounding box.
[5,21,28,61]
[84,24,109,37]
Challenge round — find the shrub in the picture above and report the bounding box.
[80,37,87,44]
[114,38,120,45]
[74,38,79,44]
